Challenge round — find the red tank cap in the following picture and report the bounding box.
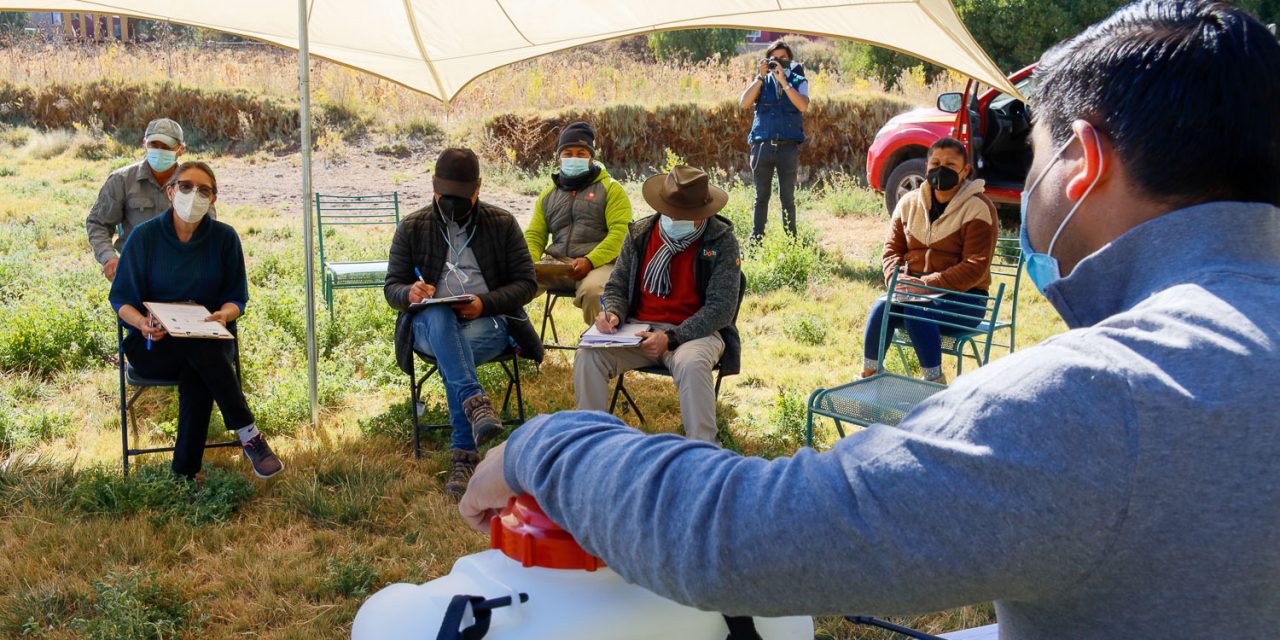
[490,495,605,571]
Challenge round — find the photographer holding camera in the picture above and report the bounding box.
[739,40,809,241]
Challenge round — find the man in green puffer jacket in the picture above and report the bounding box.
[525,122,633,325]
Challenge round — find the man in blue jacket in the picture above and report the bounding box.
[460,2,1280,638]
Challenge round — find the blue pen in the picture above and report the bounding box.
[145,312,153,351]
[414,267,426,283]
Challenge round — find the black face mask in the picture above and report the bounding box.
[927,166,961,192]
[437,195,474,222]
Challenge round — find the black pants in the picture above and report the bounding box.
[750,141,800,239]
[124,333,253,477]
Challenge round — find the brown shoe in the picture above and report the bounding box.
[444,448,480,499]
[924,373,948,385]
[462,392,503,447]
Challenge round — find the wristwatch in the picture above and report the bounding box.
[664,329,681,351]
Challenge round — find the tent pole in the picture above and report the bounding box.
[298,0,320,429]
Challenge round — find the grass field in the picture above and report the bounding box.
[0,44,1061,640]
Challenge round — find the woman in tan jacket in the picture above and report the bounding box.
[861,138,998,383]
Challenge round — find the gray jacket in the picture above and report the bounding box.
[603,213,742,375]
[503,202,1280,638]
[86,160,214,264]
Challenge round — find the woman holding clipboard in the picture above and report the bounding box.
[109,161,283,480]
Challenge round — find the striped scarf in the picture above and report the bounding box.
[641,220,707,298]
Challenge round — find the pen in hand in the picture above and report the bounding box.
[145,312,153,351]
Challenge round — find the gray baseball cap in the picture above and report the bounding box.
[144,118,184,147]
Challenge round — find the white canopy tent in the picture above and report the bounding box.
[9,1,1018,427]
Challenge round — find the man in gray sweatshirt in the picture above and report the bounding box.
[461,1,1280,638]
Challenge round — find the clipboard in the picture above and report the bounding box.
[143,302,234,340]
[408,294,477,311]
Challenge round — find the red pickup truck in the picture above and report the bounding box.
[866,64,1038,217]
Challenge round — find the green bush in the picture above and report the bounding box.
[0,400,73,450]
[0,296,114,375]
[736,388,810,459]
[68,464,256,526]
[785,313,829,346]
[0,586,87,637]
[322,554,381,599]
[740,232,833,295]
[73,571,190,640]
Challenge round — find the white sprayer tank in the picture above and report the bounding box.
[352,495,814,640]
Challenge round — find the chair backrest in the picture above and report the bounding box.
[875,270,1007,370]
[990,235,1024,350]
[315,192,401,265]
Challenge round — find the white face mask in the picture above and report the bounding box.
[173,188,212,223]
[660,215,697,240]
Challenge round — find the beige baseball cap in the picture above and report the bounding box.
[144,118,184,147]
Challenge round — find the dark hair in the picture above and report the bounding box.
[1034,0,1280,206]
[929,137,968,163]
[165,161,218,195]
[765,40,794,60]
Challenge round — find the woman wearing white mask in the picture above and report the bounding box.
[524,121,633,325]
[109,161,284,481]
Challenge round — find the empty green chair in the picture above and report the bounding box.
[316,192,401,319]
[806,271,1006,447]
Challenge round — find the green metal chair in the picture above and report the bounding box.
[316,192,401,319]
[806,271,1006,447]
[892,236,1023,374]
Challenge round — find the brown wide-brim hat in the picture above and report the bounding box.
[641,165,729,221]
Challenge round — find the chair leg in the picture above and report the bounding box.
[622,382,645,425]
[514,357,525,423]
[410,367,421,460]
[548,297,560,345]
[540,294,553,343]
[805,409,815,448]
[834,419,847,439]
[714,371,725,397]
[119,354,129,478]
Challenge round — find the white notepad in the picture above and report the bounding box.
[143,302,234,340]
[579,322,652,348]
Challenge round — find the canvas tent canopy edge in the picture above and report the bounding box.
[4,1,1024,101]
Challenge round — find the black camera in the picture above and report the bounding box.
[767,56,782,71]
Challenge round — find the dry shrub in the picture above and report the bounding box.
[483,91,912,179]
[0,80,300,152]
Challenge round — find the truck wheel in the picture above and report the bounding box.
[885,158,927,213]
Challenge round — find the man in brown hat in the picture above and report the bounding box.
[384,148,542,497]
[572,165,742,443]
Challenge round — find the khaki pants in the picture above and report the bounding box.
[537,264,614,326]
[573,322,724,443]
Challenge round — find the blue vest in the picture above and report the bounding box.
[748,71,806,144]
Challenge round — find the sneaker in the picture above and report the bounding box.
[444,448,480,499]
[241,434,284,479]
[462,392,503,447]
[924,373,948,385]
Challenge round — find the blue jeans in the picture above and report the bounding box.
[411,306,508,451]
[862,290,987,369]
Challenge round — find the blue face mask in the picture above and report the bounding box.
[1019,128,1103,295]
[146,148,177,172]
[560,157,591,178]
[660,215,697,240]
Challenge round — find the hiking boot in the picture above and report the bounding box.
[444,448,480,499]
[462,392,503,447]
[924,373,948,385]
[241,434,284,479]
